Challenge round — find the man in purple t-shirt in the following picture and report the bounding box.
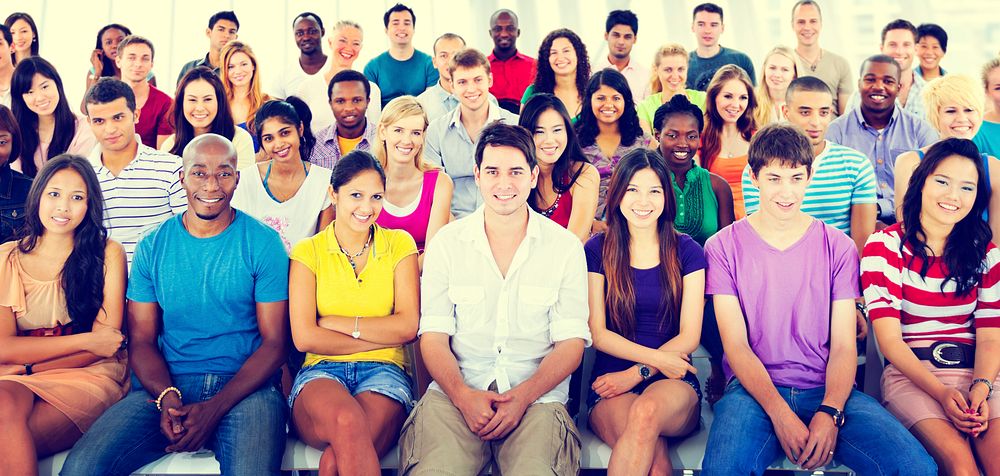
[700,123,935,475]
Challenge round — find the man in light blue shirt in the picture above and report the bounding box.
[425,48,518,218]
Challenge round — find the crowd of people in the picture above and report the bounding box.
[0,1,999,475]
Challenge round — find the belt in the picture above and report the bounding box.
[911,341,975,369]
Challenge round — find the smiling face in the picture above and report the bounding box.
[100,28,127,61]
[381,114,424,167]
[330,169,385,233]
[207,19,238,52]
[656,54,688,95]
[916,35,944,73]
[751,161,811,218]
[386,10,414,47]
[39,168,89,236]
[591,84,625,125]
[859,61,901,114]
[619,167,665,230]
[10,19,33,54]
[182,79,219,133]
[226,51,253,88]
[86,97,138,153]
[656,114,701,166]
[475,144,538,216]
[433,37,465,82]
[453,65,493,112]
[936,101,981,139]
[919,154,978,229]
[606,24,636,60]
[548,37,577,77]
[22,73,59,117]
[116,42,153,83]
[692,11,723,48]
[783,89,833,149]
[330,80,369,129]
[490,12,519,53]
[715,79,750,124]
[882,28,916,72]
[764,53,796,94]
[181,148,238,221]
[792,3,822,47]
[260,117,302,162]
[293,17,322,55]
[987,67,1000,111]
[532,108,568,166]
[330,25,363,68]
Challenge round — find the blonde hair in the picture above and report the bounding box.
[374,96,439,172]
[220,41,269,127]
[650,43,688,94]
[754,46,798,126]
[923,74,984,135]
[982,57,1000,89]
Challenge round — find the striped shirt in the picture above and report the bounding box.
[860,224,1000,345]
[742,141,877,234]
[88,141,186,267]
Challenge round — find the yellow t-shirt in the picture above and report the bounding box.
[291,223,417,369]
[337,135,364,156]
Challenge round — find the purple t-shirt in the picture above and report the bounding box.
[704,218,860,389]
[585,232,707,380]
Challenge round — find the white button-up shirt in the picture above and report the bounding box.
[419,207,592,405]
[593,55,652,104]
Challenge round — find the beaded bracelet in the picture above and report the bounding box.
[155,386,182,412]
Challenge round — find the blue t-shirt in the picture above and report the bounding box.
[364,50,438,108]
[127,210,289,376]
[584,232,707,380]
[686,46,756,91]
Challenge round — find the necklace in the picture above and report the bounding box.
[539,192,562,218]
[339,227,373,270]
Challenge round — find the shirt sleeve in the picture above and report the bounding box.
[425,56,439,89]
[423,120,444,166]
[741,164,759,214]
[390,229,418,268]
[126,232,158,303]
[860,231,904,321]
[830,229,861,301]
[678,234,708,275]
[704,231,738,296]
[290,235,319,275]
[851,152,878,205]
[584,234,604,274]
[918,121,940,147]
[363,59,378,85]
[740,54,757,86]
[975,246,1000,328]
[252,224,290,303]
[549,239,592,346]
[156,98,175,135]
[826,117,846,144]
[837,56,854,95]
[418,229,457,336]
[167,162,187,215]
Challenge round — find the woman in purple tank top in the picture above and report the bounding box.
[373,96,453,267]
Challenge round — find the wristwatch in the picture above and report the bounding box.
[816,404,846,427]
[636,363,651,381]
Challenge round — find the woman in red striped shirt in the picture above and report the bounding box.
[861,138,1000,474]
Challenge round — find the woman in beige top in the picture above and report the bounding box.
[0,154,128,474]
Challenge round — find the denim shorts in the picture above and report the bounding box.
[289,360,414,412]
[587,371,702,409]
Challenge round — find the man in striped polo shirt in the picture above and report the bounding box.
[84,78,186,267]
[742,76,877,254]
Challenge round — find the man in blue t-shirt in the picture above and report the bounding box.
[62,134,291,476]
[686,3,756,91]
[363,3,438,108]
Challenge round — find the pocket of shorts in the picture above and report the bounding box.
[550,405,582,475]
[398,397,425,474]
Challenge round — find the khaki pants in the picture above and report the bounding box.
[398,390,581,475]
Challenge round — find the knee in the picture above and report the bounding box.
[624,398,661,437]
[0,387,28,424]
[318,446,338,474]
[317,408,368,442]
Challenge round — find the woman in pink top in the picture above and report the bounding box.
[10,57,95,177]
[374,96,452,263]
[0,155,128,474]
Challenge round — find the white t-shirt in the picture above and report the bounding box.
[160,127,256,171]
[270,62,381,133]
[230,161,333,252]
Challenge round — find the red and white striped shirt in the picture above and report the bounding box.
[861,223,1000,345]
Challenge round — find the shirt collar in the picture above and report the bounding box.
[458,205,543,246]
[88,135,147,170]
[448,102,505,129]
[0,166,12,199]
[323,222,389,259]
[852,105,900,131]
[320,118,376,145]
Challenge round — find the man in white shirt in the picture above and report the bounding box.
[593,9,650,103]
[425,48,518,218]
[401,122,590,475]
[84,78,185,268]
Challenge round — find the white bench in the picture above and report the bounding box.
[40,347,865,475]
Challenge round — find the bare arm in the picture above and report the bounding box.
[892,150,920,220]
[506,338,584,402]
[849,203,877,254]
[819,299,858,410]
[566,164,599,242]
[988,156,1000,245]
[316,206,335,234]
[711,173,736,229]
[420,331,470,399]
[420,171,454,269]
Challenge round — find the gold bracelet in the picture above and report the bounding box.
[155,386,182,412]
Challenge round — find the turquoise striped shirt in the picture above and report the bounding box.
[742,141,877,234]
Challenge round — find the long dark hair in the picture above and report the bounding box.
[169,67,236,156]
[4,13,39,60]
[576,68,643,148]
[94,24,132,78]
[0,104,23,170]
[701,65,757,172]
[11,57,78,177]
[18,155,107,332]
[900,138,992,296]
[533,29,590,99]
[332,150,386,190]
[284,96,316,160]
[254,99,312,161]
[520,94,589,211]
[602,148,683,339]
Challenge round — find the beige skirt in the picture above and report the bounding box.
[882,361,1000,429]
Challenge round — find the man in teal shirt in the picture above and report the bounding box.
[363,3,438,108]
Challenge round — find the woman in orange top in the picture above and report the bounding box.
[700,65,757,219]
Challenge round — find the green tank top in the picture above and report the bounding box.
[670,165,719,245]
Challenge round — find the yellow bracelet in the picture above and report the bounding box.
[155,386,182,412]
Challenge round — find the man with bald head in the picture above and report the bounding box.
[62,134,291,476]
[487,9,535,113]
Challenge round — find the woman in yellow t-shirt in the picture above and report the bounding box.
[288,149,420,475]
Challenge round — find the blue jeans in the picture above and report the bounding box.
[60,374,287,476]
[288,360,414,412]
[702,379,936,476]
